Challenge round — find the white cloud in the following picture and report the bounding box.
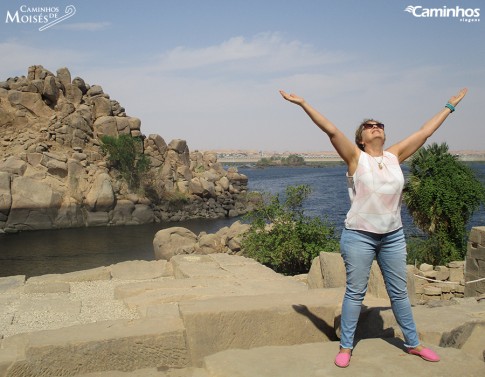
[153,32,350,75]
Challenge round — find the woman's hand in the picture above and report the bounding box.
[448,88,468,107]
[279,90,306,106]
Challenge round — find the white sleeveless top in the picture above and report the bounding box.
[345,151,404,234]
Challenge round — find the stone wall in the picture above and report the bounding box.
[307,252,470,304]
[465,226,485,297]
[0,66,253,232]
[413,262,465,303]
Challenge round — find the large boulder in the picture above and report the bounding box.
[148,134,167,154]
[56,67,72,88]
[0,172,12,216]
[6,176,63,230]
[93,116,118,139]
[92,96,112,119]
[168,139,187,154]
[153,227,197,261]
[7,90,54,118]
[0,156,27,176]
[85,173,115,212]
[42,75,58,104]
[197,233,226,254]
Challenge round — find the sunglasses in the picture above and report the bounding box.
[362,123,385,130]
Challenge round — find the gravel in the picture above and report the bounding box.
[0,278,148,339]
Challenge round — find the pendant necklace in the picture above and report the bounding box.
[374,155,384,169]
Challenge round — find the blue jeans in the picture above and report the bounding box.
[339,227,419,349]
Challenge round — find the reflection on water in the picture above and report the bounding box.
[0,218,237,278]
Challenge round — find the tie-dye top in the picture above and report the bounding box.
[345,151,404,234]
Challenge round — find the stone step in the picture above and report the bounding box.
[75,366,209,377]
[202,339,485,377]
[179,288,348,366]
[2,295,484,376]
[73,338,485,377]
[3,317,189,377]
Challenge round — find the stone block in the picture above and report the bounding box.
[110,260,169,280]
[424,286,442,296]
[424,295,441,302]
[368,261,389,299]
[468,226,485,245]
[443,293,454,300]
[114,280,171,300]
[438,282,455,293]
[23,282,70,294]
[422,270,438,279]
[449,266,464,283]
[306,256,324,289]
[121,280,247,312]
[0,275,25,292]
[179,289,344,366]
[455,284,465,293]
[457,322,485,362]
[448,261,465,269]
[144,302,181,319]
[318,252,346,288]
[171,254,232,280]
[27,266,111,284]
[202,338,485,377]
[434,266,450,281]
[419,263,434,272]
[6,318,189,376]
[75,367,210,377]
[0,346,19,377]
[469,245,485,261]
[465,255,479,275]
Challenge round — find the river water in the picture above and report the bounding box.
[1,163,484,278]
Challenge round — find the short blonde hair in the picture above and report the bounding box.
[355,118,385,151]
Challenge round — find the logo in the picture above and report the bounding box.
[404,5,480,23]
[5,4,76,31]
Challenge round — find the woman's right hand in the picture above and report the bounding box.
[447,88,468,107]
[279,90,306,106]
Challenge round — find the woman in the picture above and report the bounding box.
[280,88,468,368]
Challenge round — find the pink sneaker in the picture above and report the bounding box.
[334,351,351,368]
[408,347,440,362]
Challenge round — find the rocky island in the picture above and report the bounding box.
[0,66,252,233]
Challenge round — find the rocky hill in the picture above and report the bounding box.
[0,66,251,232]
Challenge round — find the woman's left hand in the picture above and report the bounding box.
[448,88,468,107]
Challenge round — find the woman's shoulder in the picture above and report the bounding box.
[384,150,399,160]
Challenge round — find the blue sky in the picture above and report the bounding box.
[1,0,484,152]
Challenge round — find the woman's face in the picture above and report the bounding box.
[360,122,386,148]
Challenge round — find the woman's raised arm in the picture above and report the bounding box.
[387,88,468,162]
[279,90,360,167]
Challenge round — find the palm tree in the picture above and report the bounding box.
[403,143,484,263]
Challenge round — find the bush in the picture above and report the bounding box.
[100,134,150,190]
[403,143,485,264]
[241,184,339,275]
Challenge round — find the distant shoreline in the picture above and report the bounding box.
[218,155,485,164]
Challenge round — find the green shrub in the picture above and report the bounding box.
[100,134,150,190]
[403,143,485,264]
[241,184,339,275]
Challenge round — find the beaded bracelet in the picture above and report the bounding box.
[445,103,455,112]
